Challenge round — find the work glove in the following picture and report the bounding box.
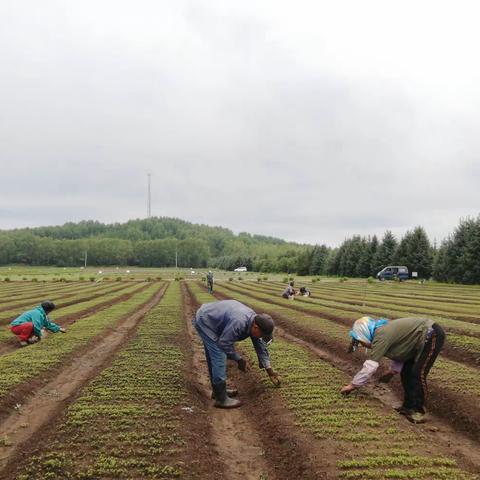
[237,357,248,372]
[59,327,67,333]
[28,336,40,344]
[266,367,281,387]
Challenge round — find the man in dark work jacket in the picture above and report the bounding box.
[193,300,280,408]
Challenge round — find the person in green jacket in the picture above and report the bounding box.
[10,301,66,347]
[340,316,445,424]
[206,271,214,293]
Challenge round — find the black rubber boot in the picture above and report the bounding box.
[211,387,238,399]
[212,382,242,408]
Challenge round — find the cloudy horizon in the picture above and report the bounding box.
[1,1,479,247]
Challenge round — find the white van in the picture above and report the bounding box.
[234,266,247,272]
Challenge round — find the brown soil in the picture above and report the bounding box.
[1,281,478,479]
[0,283,167,479]
[306,281,480,307]
[210,282,480,444]
[303,286,480,325]
[278,327,480,473]
[302,285,480,322]
[0,283,166,424]
[182,283,274,480]
[222,282,480,365]
[0,283,79,304]
[183,282,331,479]
[0,282,110,313]
[0,282,133,324]
[174,307,226,478]
[270,281,480,330]
[0,282,152,356]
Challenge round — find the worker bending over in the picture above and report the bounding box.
[282,282,296,299]
[341,316,444,424]
[193,300,280,408]
[10,301,66,347]
[299,286,311,297]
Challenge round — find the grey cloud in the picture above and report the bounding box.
[1,0,479,246]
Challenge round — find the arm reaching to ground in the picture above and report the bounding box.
[341,360,379,394]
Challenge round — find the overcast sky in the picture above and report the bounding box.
[1,1,479,246]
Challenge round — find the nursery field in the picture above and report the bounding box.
[0,277,479,479]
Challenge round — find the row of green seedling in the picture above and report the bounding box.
[0,282,163,403]
[311,278,480,297]
[304,280,480,306]
[212,285,480,420]
[15,282,190,480]
[0,283,149,346]
[302,282,480,321]
[0,281,133,322]
[0,281,100,306]
[188,283,476,479]
[245,281,480,334]
[225,281,480,361]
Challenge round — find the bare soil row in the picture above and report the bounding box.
[189,281,480,479]
[0,283,167,478]
[212,281,480,441]
[0,282,152,356]
[232,281,480,365]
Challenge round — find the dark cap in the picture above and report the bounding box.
[41,301,56,314]
[254,313,274,343]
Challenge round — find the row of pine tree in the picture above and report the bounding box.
[301,218,480,284]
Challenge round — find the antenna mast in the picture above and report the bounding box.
[147,173,152,218]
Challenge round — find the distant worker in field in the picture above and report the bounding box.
[299,286,311,297]
[341,316,445,424]
[282,282,296,299]
[206,270,214,293]
[193,299,280,408]
[10,301,66,347]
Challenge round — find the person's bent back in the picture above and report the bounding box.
[10,301,66,347]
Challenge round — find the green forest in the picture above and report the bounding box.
[1,216,479,284]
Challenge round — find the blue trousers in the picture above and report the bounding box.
[194,323,227,386]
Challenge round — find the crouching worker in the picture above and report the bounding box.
[340,316,445,424]
[299,286,311,297]
[282,282,296,299]
[193,300,280,409]
[10,301,66,347]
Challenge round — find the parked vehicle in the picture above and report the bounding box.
[234,266,247,272]
[376,266,409,281]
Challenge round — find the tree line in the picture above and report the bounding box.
[0,218,308,270]
[314,228,433,279]
[1,216,479,284]
[297,217,480,284]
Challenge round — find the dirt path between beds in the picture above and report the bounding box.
[182,282,333,480]
[0,283,152,356]
[209,282,480,473]
[0,284,167,478]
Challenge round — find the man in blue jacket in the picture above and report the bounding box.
[10,301,66,347]
[193,299,280,408]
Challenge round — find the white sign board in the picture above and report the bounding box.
[412,272,418,278]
